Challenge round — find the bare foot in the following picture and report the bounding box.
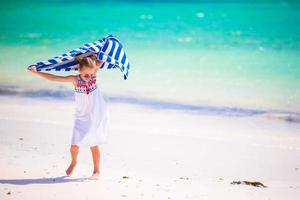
[88,172,100,180]
[65,162,76,176]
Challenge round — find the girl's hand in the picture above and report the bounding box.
[95,60,103,67]
[74,54,84,62]
[27,65,38,74]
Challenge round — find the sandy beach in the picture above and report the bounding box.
[0,94,299,200]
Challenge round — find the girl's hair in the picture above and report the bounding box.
[75,54,98,70]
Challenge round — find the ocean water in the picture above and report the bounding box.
[0,0,300,113]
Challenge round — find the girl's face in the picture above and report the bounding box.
[79,66,95,82]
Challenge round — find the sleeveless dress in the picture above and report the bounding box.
[71,74,108,147]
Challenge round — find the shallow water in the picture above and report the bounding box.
[0,0,299,111]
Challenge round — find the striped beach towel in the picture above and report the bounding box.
[29,34,130,80]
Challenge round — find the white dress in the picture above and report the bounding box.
[71,74,108,147]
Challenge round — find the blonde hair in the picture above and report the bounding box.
[75,54,98,70]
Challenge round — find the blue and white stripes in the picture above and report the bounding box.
[30,34,130,80]
[98,35,130,79]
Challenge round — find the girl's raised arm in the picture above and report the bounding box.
[90,54,103,74]
[27,65,76,85]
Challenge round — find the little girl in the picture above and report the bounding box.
[27,54,108,180]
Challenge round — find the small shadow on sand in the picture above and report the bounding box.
[0,176,87,185]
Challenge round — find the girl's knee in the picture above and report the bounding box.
[71,145,79,151]
[90,145,99,151]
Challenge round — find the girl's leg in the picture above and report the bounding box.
[89,145,100,179]
[66,145,79,176]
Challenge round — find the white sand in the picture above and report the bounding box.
[0,95,300,200]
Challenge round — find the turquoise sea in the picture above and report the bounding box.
[0,0,300,114]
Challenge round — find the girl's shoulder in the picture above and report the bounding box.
[66,75,78,87]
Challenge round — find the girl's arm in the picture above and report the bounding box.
[94,60,102,74]
[27,66,76,85]
[91,54,103,74]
